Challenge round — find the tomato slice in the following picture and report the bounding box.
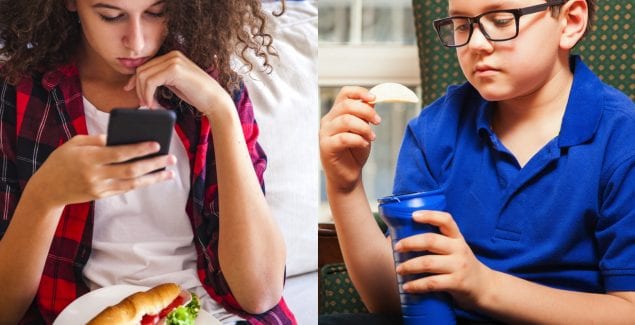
[159,296,184,318]
[141,314,159,325]
[140,295,184,324]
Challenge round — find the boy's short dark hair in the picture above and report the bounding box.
[585,0,596,35]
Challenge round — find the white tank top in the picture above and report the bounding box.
[81,98,242,322]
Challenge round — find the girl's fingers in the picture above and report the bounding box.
[134,53,188,108]
[134,62,162,107]
[139,69,165,108]
[123,75,137,92]
[136,50,181,73]
[136,68,150,107]
[96,142,161,164]
[103,154,176,180]
[106,169,175,194]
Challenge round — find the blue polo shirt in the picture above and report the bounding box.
[393,56,635,320]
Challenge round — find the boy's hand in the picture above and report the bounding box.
[394,211,494,309]
[27,135,176,208]
[319,86,381,193]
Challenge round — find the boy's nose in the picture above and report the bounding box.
[122,19,145,53]
[467,25,494,52]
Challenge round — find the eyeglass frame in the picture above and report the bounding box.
[432,0,567,48]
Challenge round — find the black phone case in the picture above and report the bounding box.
[106,109,177,163]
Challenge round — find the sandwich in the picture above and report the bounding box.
[87,283,200,325]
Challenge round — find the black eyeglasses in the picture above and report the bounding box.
[433,0,566,48]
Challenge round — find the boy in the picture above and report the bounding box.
[319,0,635,323]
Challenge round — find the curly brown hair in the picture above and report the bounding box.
[0,0,285,93]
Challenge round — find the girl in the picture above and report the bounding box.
[0,0,295,324]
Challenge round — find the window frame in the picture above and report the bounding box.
[318,0,421,222]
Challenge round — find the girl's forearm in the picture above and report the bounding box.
[208,107,286,315]
[0,181,64,323]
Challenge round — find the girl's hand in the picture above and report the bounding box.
[124,50,234,119]
[394,211,494,309]
[319,86,381,193]
[28,135,176,208]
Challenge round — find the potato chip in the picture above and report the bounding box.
[368,83,419,104]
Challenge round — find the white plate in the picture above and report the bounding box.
[54,284,220,325]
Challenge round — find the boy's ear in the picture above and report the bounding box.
[558,0,588,50]
[65,0,77,12]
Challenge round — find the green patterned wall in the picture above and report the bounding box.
[413,0,465,106]
[576,1,634,98]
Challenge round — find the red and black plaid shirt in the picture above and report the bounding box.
[0,63,296,324]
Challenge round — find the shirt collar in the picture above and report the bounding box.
[41,63,80,92]
[475,56,602,148]
[558,55,603,147]
[475,95,494,141]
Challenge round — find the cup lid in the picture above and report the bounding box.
[378,189,444,204]
[377,189,446,215]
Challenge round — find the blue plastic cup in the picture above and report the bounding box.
[378,190,456,325]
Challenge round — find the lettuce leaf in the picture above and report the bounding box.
[166,293,200,325]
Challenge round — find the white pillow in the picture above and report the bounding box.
[238,0,318,277]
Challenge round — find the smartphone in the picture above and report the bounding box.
[106,109,177,164]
